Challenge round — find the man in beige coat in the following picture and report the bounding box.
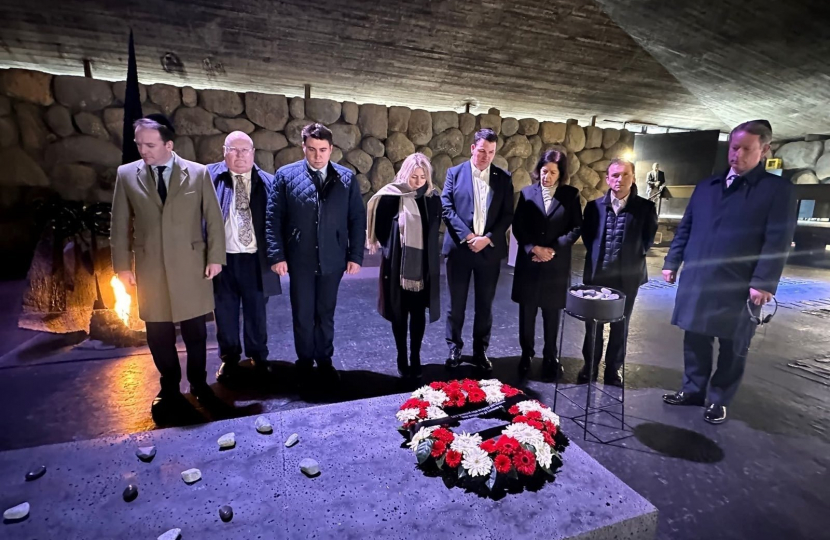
[111,115,226,414]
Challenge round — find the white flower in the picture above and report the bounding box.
[461,447,492,477]
[517,400,560,426]
[536,443,553,469]
[450,432,483,456]
[407,426,436,451]
[478,379,502,387]
[484,385,506,404]
[426,406,448,420]
[503,423,545,450]
[396,407,420,423]
[413,386,449,407]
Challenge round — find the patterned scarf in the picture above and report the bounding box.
[366,183,428,291]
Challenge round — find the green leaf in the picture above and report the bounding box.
[541,465,555,478]
[436,453,446,469]
[485,467,498,490]
[508,467,519,481]
[416,439,434,465]
[521,443,537,454]
[458,466,469,480]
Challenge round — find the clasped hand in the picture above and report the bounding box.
[531,246,555,263]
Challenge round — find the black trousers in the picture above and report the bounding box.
[213,253,269,363]
[518,304,561,359]
[145,314,208,394]
[391,289,428,358]
[681,331,747,406]
[582,285,638,374]
[445,249,501,354]
[289,270,343,366]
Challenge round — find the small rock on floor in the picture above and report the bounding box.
[255,416,272,434]
[181,468,202,484]
[284,433,299,447]
[158,528,182,540]
[3,502,30,521]
[25,465,46,481]
[299,458,320,477]
[123,484,138,502]
[218,432,235,449]
[136,446,157,462]
[219,505,233,522]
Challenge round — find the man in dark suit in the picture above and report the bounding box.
[646,163,665,203]
[266,123,366,386]
[208,131,281,384]
[441,128,514,371]
[580,159,658,387]
[662,120,797,424]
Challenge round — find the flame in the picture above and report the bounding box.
[111,275,132,326]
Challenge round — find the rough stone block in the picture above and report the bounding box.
[200,89,244,117]
[305,98,341,125]
[388,106,411,133]
[359,104,388,140]
[148,84,182,116]
[0,69,54,106]
[432,111,459,134]
[407,109,433,146]
[245,92,289,132]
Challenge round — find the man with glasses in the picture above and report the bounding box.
[208,131,281,384]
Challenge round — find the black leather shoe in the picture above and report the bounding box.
[409,353,423,381]
[216,362,241,384]
[662,391,705,406]
[541,357,562,382]
[317,362,341,386]
[151,389,188,411]
[703,404,727,424]
[604,369,623,388]
[518,354,532,375]
[473,351,493,372]
[445,347,462,369]
[396,352,409,379]
[576,366,598,384]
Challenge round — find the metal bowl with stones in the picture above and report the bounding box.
[566,285,626,321]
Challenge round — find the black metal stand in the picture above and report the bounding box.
[553,309,633,444]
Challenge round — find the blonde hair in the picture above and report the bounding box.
[394,152,434,191]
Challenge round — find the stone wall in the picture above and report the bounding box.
[0,67,634,211]
[773,139,830,185]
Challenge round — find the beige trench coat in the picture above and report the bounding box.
[110,153,226,323]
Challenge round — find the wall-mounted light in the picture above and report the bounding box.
[623,151,635,161]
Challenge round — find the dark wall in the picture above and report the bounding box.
[633,130,721,216]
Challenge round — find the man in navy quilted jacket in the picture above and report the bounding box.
[266,123,366,386]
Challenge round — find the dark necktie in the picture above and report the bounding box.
[311,169,323,190]
[726,173,739,189]
[156,165,167,204]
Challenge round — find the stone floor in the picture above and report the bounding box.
[1,246,830,539]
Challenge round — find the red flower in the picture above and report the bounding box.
[543,432,554,446]
[432,428,455,444]
[526,411,542,421]
[467,388,486,403]
[514,415,529,424]
[527,420,544,430]
[430,381,447,390]
[445,450,463,468]
[480,439,498,453]
[461,378,478,389]
[513,450,536,476]
[454,397,466,408]
[496,436,521,456]
[494,454,512,474]
[418,407,428,418]
[544,421,558,435]
[401,398,429,410]
[501,385,521,397]
[402,420,416,429]
[431,440,447,457]
[508,405,520,415]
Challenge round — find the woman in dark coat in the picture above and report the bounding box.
[512,149,583,381]
[366,153,441,381]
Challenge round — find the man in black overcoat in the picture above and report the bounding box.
[662,120,797,424]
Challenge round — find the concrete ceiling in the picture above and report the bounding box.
[0,0,823,137]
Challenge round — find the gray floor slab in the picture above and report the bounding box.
[0,394,656,539]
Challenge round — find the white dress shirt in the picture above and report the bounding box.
[225,171,257,254]
[725,167,740,188]
[471,160,491,236]
[610,191,630,215]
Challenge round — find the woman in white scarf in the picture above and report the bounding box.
[366,153,442,381]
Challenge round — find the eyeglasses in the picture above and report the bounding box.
[224,146,254,156]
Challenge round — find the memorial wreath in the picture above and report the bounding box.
[397,379,568,491]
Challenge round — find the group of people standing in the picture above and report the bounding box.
[111,113,794,426]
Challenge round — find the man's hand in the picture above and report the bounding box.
[367,241,380,255]
[469,236,490,253]
[271,262,288,276]
[117,270,136,287]
[205,264,222,280]
[749,287,773,306]
[531,246,554,262]
[346,262,361,275]
[662,269,676,284]
[465,233,476,243]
